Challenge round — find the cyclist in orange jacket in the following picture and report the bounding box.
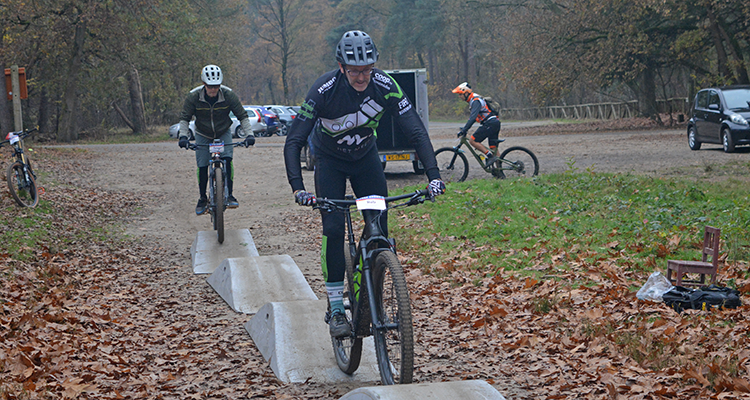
[453,82,502,166]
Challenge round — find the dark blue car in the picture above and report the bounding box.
[249,105,280,136]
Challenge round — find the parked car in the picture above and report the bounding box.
[248,105,280,136]
[264,105,298,136]
[687,85,750,152]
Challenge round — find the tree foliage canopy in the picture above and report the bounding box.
[1,0,748,138]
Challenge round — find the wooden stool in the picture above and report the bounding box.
[666,226,720,287]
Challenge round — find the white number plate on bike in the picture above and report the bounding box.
[8,134,19,145]
[209,142,224,154]
[356,195,386,211]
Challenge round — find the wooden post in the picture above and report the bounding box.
[10,65,22,131]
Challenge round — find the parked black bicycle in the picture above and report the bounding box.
[310,189,432,385]
[1,127,39,207]
[186,139,251,243]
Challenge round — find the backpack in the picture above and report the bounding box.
[662,285,741,313]
[483,97,500,117]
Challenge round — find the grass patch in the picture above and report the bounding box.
[391,171,750,277]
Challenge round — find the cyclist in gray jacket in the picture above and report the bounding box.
[178,65,254,214]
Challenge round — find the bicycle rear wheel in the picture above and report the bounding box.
[434,147,469,183]
[332,244,363,374]
[372,251,414,384]
[6,161,38,208]
[495,146,539,179]
[214,167,225,244]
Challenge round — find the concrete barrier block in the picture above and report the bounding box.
[190,229,259,274]
[245,300,380,383]
[207,255,317,314]
[339,380,507,400]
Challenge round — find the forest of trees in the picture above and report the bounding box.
[1,0,749,141]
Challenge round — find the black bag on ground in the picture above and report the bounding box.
[662,285,741,312]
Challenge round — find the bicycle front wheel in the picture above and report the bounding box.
[372,251,413,385]
[434,147,469,183]
[214,167,225,244]
[6,161,38,208]
[332,245,363,374]
[496,146,539,179]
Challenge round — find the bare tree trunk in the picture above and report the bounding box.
[58,22,86,142]
[112,101,136,131]
[127,66,147,134]
[38,86,52,140]
[0,76,11,134]
[706,7,731,82]
[638,66,659,120]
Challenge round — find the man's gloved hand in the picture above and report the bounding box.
[178,137,189,149]
[243,135,255,147]
[457,130,467,138]
[427,179,446,198]
[294,190,316,206]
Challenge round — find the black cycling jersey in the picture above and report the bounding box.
[283,68,440,192]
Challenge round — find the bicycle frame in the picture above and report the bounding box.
[318,191,427,337]
[207,143,229,217]
[454,135,501,172]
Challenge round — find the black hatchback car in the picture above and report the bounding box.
[687,85,750,152]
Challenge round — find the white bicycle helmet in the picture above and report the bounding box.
[335,30,378,66]
[201,65,223,85]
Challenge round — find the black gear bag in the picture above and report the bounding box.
[662,284,741,313]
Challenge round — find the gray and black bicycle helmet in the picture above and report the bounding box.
[335,30,378,66]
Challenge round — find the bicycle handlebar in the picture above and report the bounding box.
[313,189,431,212]
[186,141,250,151]
[2,127,38,146]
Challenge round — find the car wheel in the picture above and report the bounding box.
[722,128,735,153]
[280,124,288,136]
[235,126,246,139]
[688,126,701,150]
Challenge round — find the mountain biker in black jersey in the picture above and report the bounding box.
[178,65,255,215]
[283,30,446,339]
[453,82,502,167]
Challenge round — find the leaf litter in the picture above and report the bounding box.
[2,146,749,400]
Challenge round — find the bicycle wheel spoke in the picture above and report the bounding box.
[372,251,413,385]
[434,148,469,183]
[6,161,38,208]
[498,146,539,179]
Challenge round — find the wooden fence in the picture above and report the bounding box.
[498,98,689,121]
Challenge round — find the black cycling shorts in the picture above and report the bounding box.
[471,118,501,147]
[314,145,388,283]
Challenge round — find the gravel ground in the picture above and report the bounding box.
[51,120,749,398]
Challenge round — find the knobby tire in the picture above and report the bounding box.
[214,167,225,244]
[496,146,539,179]
[372,251,414,385]
[434,147,469,183]
[6,161,38,208]
[332,245,363,374]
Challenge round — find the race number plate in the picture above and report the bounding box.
[8,134,19,145]
[209,142,224,154]
[384,153,410,161]
[356,195,386,211]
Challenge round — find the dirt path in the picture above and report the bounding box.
[63,123,748,398]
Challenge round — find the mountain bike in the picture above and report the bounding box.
[1,127,39,207]
[434,132,539,182]
[311,189,431,385]
[187,139,251,244]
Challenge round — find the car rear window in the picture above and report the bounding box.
[722,89,750,110]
